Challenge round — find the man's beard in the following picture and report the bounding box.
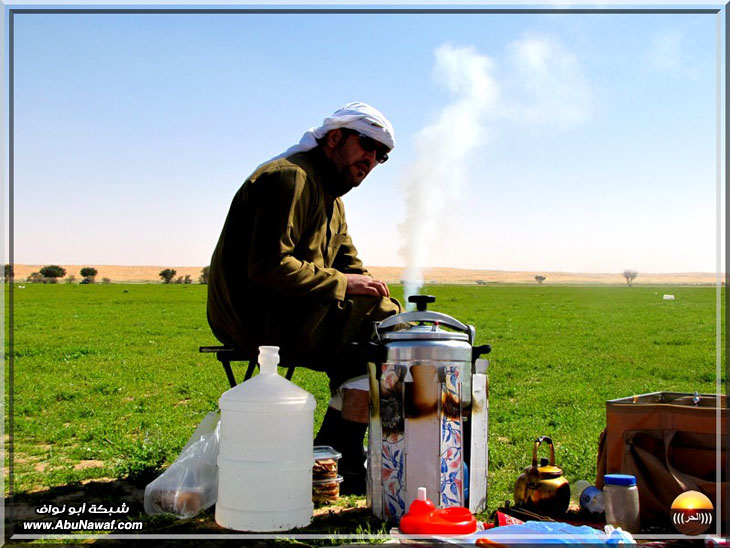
[326,148,359,197]
[331,169,357,197]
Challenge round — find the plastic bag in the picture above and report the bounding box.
[443,521,635,545]
[144,411,220,519]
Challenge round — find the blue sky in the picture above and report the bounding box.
[11,8,722,274]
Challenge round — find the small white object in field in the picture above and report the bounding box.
[663,294,675,300]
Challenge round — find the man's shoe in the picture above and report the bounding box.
[339,470,367,496]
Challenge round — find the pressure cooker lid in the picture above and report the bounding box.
[381,323,470,342]
[377,295,474,344]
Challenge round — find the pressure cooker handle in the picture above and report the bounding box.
[349,341,387,364]
[377,310,471,337]
[472,344,491,363]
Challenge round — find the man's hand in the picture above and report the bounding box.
[345,273,391,297]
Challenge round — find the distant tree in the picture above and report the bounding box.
[535,275,546,285]
[80,267,98,283]
[65,275,76,284]
[171,274,194,285]
[199,266,210,285]
[102,277,111,284]
[159,268,177,284]
[27,272,43,283]
[475,280,486,285]
[4,264,13,283]
[623,269,638,287]
[39,265,66,282]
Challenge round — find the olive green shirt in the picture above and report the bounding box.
[207,148,372,355]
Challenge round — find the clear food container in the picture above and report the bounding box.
[312,446,342,503]
[604,474,640,533]
[312,475,344,504]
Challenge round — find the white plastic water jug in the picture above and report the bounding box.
[215,346,316,531]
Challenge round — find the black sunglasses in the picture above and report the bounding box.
[342,129,390,164]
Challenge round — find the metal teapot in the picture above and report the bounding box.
[514,436,570,516]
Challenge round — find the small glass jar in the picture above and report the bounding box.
[603,474,640,533]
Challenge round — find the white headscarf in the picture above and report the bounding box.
[269,101,395,163]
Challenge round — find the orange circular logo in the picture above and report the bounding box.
[671,491,714,535]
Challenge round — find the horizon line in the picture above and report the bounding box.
[7,263,725,276]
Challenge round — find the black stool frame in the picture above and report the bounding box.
[199,345,295,388]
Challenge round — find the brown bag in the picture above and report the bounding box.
[596,392,727,528]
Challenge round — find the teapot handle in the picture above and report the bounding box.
[531,436,556,468]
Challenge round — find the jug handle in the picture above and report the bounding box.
[531,436,556,467]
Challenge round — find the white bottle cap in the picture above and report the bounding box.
[258,345,280,375]
[417,487,427,501]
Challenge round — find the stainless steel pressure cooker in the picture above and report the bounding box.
[365,295,491,520]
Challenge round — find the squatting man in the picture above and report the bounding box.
[207,102,402,495]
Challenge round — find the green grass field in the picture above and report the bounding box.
[4,282,724,520]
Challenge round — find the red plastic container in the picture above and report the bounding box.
[399,488,477,536]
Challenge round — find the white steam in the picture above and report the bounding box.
[397,38,591,308]
[398,44,498,308]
